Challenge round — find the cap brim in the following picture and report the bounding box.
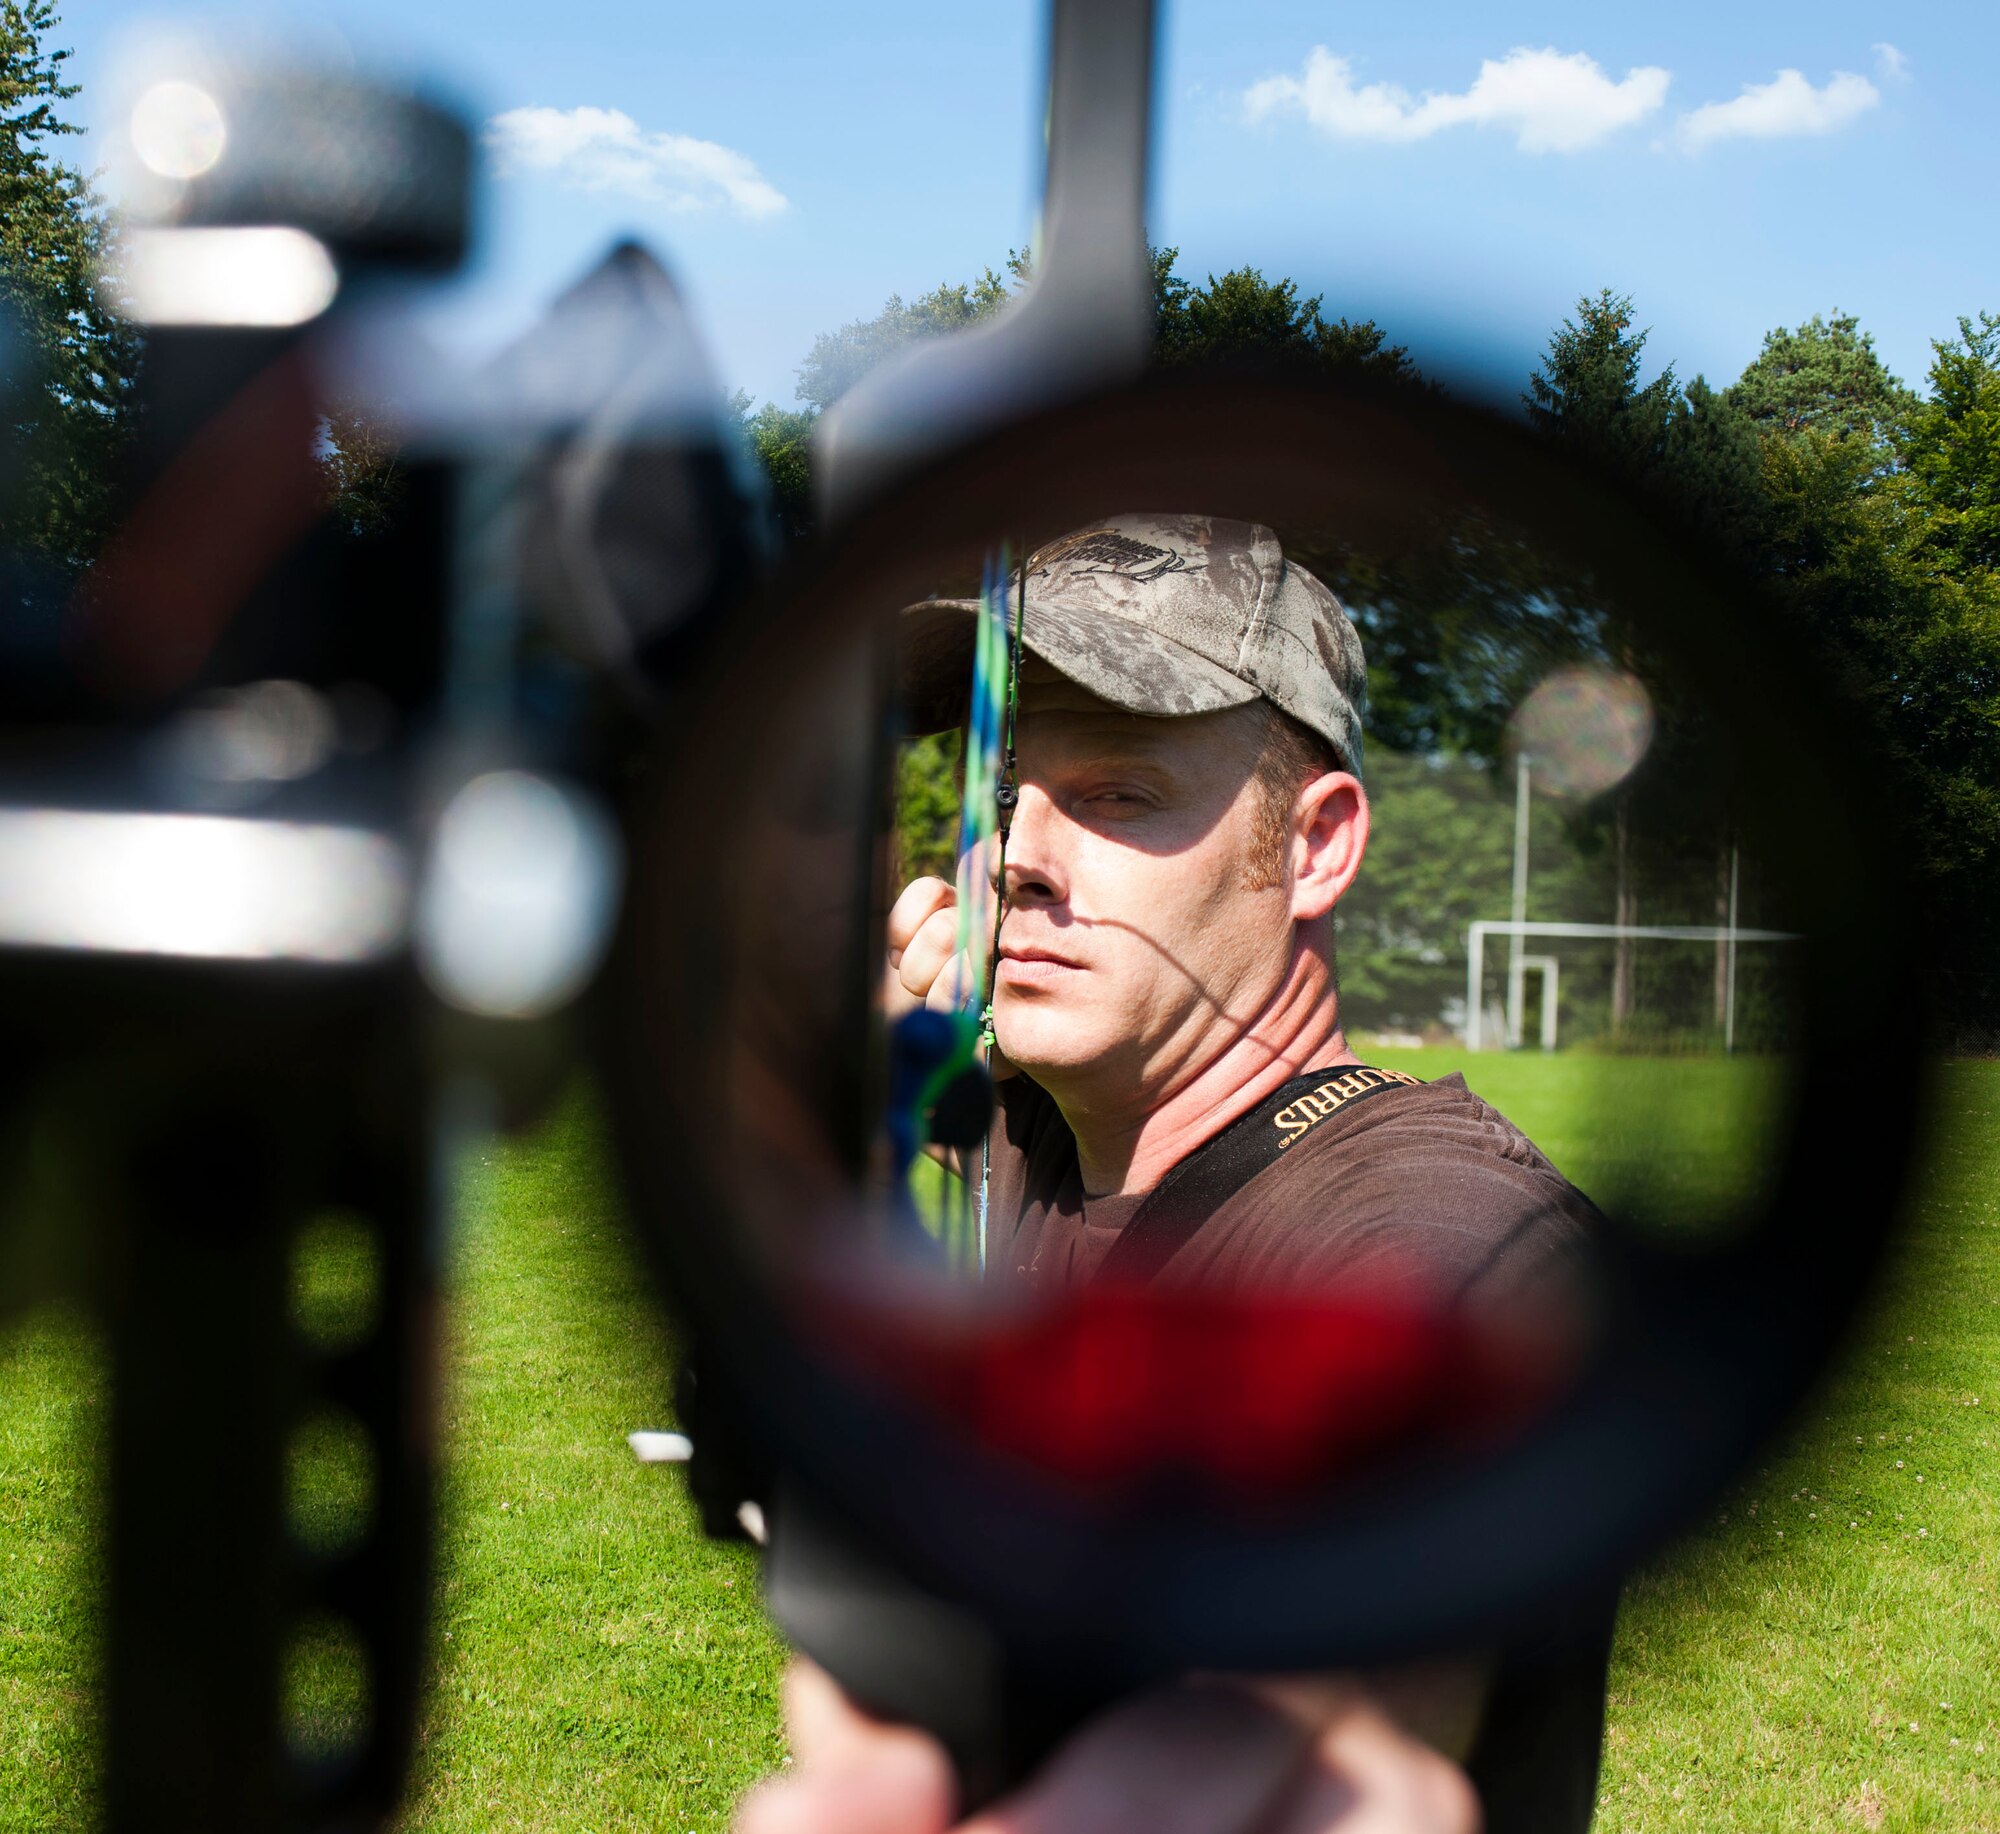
[899,597,1259,735]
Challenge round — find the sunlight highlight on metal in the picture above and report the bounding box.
[416,770,623,1020]
[129,79,227,180]
[120,226,339,328]
[167,680,340,785]
[0,809,408,962]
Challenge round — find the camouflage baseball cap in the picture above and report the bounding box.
[901,512,1367,779]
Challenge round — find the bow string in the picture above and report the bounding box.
[884,550,1024,1273]
[888,549,1023,1273]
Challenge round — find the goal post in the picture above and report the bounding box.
[1465,920,1797,1053]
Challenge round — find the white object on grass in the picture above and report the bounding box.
[627,1430,693,1464]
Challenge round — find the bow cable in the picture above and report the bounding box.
[888,549,1025,1275]
[974,554,1027,1273]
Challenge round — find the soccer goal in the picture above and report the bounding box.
[1464,919,1797,1053]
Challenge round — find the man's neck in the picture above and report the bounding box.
[1060,958,1357,1198]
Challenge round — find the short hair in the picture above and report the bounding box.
[1245,699,1340,892]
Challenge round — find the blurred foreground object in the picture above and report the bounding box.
[602,369,1934,1810]
[0,55,472,1834]
[1,44,765,1833]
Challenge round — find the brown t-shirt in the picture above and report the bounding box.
[986,1069,1612,1834]
[988,1068,1600,1305]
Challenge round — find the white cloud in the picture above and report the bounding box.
[1243,46,1670,154]
[485,105,787,219]
[1673,68,1879,152]
[1873,43,1910,84]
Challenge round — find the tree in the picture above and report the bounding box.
[734,394,816,541]
[1153,259,1418,384]
[1660,374,1768,556]
[1726,311,1918,450]
[320,396,408,540]
[1527,291,1772,558]
[786,246,1424,423]
[1712,308,2000,1038]
[793,266,1016,414]
[895,729,961,885]
[737,247,1421,548]
[1902,312,2000,575]
[1334,748,1518,1035]
[1523,292,1696,1028]
[1883,317,2000,1025]
[1524,289,1682,480]
[0,0,140,573]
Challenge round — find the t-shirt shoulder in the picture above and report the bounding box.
[990,1068,1599,1304]
[1198,1072,1598,1298]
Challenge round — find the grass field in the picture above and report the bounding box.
[2,1054,1994,1832]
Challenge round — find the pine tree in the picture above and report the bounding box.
[1152,258,1417,383]
[1,0,139,573]
[1524,289,1681,477]
[1523,291,1738,1032]
[1726,311,1918,450]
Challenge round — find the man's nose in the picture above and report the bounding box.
[1000,782,1064,907]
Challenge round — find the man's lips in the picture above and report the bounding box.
[997,945,1084,983]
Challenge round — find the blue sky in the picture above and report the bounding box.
[58,1,2000,412]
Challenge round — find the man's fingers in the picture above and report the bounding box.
[897,906,964,1003]
[783,1658,881,1765]
[1263,1699,1480,1834]
[734,1735,955,1834]
[888,876,955,966]
[958,1681,1308,1834]
[925,949,984,1016]
[738,1668,1477,1834]
[734,1661,956,1834]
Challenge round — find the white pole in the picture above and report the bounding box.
[1724,843,1741,1055]
[1467,923,1485,1051]
[1506,753,1530,1049]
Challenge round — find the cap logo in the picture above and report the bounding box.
[1031,529,1190,583]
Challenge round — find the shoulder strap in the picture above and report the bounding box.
[1092,1064,1425,1286]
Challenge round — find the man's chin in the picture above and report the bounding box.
[993,1012,1117,1084]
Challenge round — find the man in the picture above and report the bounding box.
[893,515,1598,1314]
[742,514,1612,1834]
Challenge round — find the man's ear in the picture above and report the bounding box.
[1290,772,1368,924]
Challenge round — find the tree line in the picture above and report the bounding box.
[782,264,1997,1045]
[1,0,137,580]
[5,0,1995,1039]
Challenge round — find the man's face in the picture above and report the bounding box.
[992,666,1302,1100]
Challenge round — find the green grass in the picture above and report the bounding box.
[1593,1058,2000,1833]
[0,1103,788,1834]
[402,1108,787,1831]
[1,1060,1994,1831]
[1365,1043,1794,1235]
[0,1306,101,1830]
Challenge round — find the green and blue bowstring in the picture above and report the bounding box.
[932,549,1024,1274]
[883,550,1023,1272]
[972,554,1026,1272]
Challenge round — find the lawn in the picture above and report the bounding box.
[1,1056,1994,1832]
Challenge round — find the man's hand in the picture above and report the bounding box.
[885,875,970,1022]
[885,872,1012,1069]
[734,1660,1480,1834]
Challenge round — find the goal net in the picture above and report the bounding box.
[1462,920,1798,1054]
